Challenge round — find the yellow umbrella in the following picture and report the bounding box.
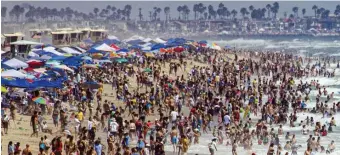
[92,53,103,59]
[1,86,8,93]
[145,53,154,58]
[109,52,119,58]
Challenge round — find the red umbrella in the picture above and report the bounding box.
[27,61,44,68]
[24,67,35,72]
[174,46,184,53]
[110,44,120,50]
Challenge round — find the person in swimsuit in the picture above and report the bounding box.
[170,126,178,153]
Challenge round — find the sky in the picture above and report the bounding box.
[2,1,339,20]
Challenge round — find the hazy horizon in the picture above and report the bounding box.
[2,1,340,20]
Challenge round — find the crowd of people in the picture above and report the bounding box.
[2,46,340,155]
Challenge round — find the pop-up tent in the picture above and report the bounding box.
[94,43,116,52]
[10,40,43,45]
[61,47,82,55]
[1,69,28,78]
[3,58,29,69]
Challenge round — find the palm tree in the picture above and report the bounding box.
[124,5,132,20]
[106,5,111,15]
[261,8,267,19]
[240,7,248,18]
[138,8,143,21]
[208,5,215,19]
[317,8,325,18]
[198,5,206,20]
[1,7,7,21]
[225,10,231,19]
[335,5,340,17]
[249,5,254,12]
[193,4,199,20]
[164,7,170,21]
[292,7,299,18]
[266,4,271,18]
[10,5,23,22]
[312,5,318,18]
[94,8,99,18]
[272,2,279,19]
[217,7,223,19]
[302,8,306,17]
[177,6,182,20]
[321,9,330,19]
[231,9,237,19]
[111,7,116,18]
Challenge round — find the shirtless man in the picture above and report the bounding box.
[170,126,178,153]
[304,146,311,155]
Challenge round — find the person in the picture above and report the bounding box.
[170,126,178,153]
[170,110,179,124]
[137,137,146,152]
[109,118,119,137]
[180,135,189,155]
[42,121,53,134]
[30,111,39,137]
[13,142,21,155]
[232,140,237,155]
[208,137,218,155]
[304,146,311,155]
[22,144,32,155]
[55,137,63,155]
[327,140,335,153]
[44,136,51,154]
[94,139,102,155]
[8,141,14,155]
[2,114,9,134]
[267,143,275,155]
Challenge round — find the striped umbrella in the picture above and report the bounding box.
[32,97,47,105]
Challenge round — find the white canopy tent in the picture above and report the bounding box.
[61,47,82,55]
[10,40,43,45]
[123,35,145,42]
[1,69,28,78]
[153,38,166,44]
[143,38,153,43]
[32,46,64,56]
[28,51,39,57]
[95,43,116,52]
[73,46,87,53]
[3,58,28,69]
[107,35,119,40]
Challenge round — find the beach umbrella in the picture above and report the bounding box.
[144,68,152,73]
[46,60,60,66]
[81,81,101,89]
[32,97,47,105]
[115,58,128,63]
[82,64,99,69]
[117,52,127,56]
[109,52,119,58]
[1,86,8,93]
[174,46,184,52]
[27,61,44,68]
[145,53,155,58]
[81,56,92,60]
[92,53,103,59]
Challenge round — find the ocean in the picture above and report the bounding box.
[161,38,340,155]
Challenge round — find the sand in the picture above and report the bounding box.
[1,58,212,155]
